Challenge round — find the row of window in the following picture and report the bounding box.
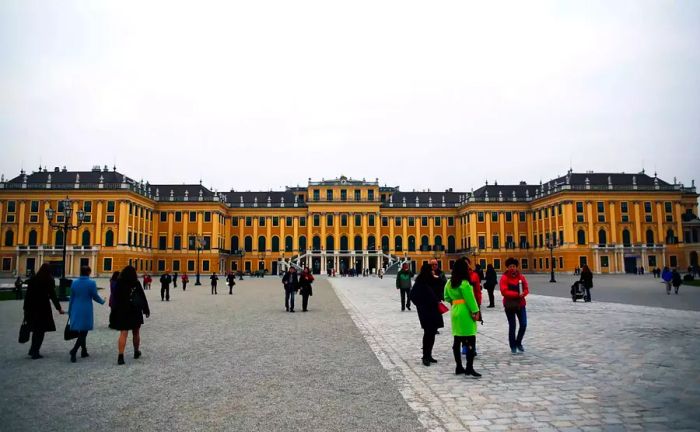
[311,189,375,201]
[575,228,678,246]
[159,210,225,224]
[229,234,457,253]
[575,200,676,223]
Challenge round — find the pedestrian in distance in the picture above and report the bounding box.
[108,271,119,307]
[68,266,106,363]
[299,266,315,312]
[671,268,682,295]
[500,257,529,355]
[226,271,236,294]
[396,262,414,311]
[661,266,673,295]
[160,270,172,301]
[22,263,65,359]
[109,265,150,365]
[444,258,481,378]
[210,272,219,295]
[173,271,178,288]
[409,263,444,366]
[282,267,299,312]
[143,273,152,290]
[181,273,189,291]
[14,275,23,300]
[580,264,593,302]
[484,264,497,308]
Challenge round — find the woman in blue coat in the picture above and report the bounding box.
[68,266,105,362]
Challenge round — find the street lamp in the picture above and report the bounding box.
[546,241,558,283]
[190,234,205,285]
[45,197,86,300]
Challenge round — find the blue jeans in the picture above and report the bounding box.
[505,307,527,349]
[285,290,296,311]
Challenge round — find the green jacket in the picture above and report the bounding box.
[396,269,413,290]
[444,279,479,336]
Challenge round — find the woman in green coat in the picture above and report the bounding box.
[443,258,481,378]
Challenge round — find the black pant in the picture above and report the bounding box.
[70,331,89,354]
[211,283,217,294]
[453,336,476,371]
[228,283,234,294]
[29,331,45,355]
[400,289,411,310]
[182,281,187,291]
[486,287,495,307]
[422,328,436,360]
[301,293,309,311]
[161,285,170,301]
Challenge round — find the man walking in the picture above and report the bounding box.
[160,270,172,301]
[226,271,236,294]
[210,272,219,295]
[173,271,178,288]
[282,267,299,312]
[396,263,414,311]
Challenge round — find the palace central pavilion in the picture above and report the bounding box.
[1,166,698,277]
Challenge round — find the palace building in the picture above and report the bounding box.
[0,166,698,277]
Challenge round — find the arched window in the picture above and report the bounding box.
[354,235,362,252]
[271,236,280,252]
[622,229,631,246]
[434,235,443,248]
[646,229,654,246]
[298,236,307,252]
[326,235,335,251]
[105,230,115,247]
[367,235,376,251]
[28,230,38,246]
[244,236,253,252]
[381,236,389,252]
[340,236,348,251]
[82,230,91,246]
[231,236,239,251]
[447,235,455,253]
[395,236,403,252]
[258,236,266,251]
[312,236,321,250]
[577,229,586,245]
[285,236,293,252]
[55,230,64,247]
[4,229,14,247]
[598,229,607,246]
[421,235,430,251]
[666,229,676,244]
[408,236,416,252]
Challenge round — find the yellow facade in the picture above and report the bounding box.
[1,169,698,277]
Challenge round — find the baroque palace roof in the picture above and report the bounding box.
[1,166,696,208]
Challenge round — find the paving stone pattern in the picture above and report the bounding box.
[329,276,700,432]
[0,277,424,432]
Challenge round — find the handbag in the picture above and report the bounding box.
[64,319,78,340]
[130,286,145,312]
[19,320,30,344]
[438,302,449,314]
[504,297,521,313]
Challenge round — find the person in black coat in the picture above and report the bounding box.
[410,263,445,366]
[282,267,299,312]
[160,271,172,301]
[298,266,315,312]
[484,264,498,308]
[580,264,593,302]
[109,265,150,365]
[23,264,65,359]
[210,272,219,295]
[226,271,236,294]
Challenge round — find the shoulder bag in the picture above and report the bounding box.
[19,320,30,344]
[64,319,78,340]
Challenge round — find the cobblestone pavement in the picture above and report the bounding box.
[329,276,700,431]
[0,277,424,432]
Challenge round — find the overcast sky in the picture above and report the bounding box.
[1,1,699,193]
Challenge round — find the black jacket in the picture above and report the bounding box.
[23,276,61,332]
[109,280,150,330]
[160,274,172,288]
[427,271,447,301]
[410,277,444,330]
[580,271,593,289]
[484,268,498,289]
[282,272,299,291]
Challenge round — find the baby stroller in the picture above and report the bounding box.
[570,281,587,302]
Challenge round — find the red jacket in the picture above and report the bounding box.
[468,270,482,306]
[499,271,529,308]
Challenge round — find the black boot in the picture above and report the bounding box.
[81,349,89,358]
[134,350,141,359]
[118,354,125,365]
[70,349,77,363]
[453,345,465,374]
[465,351,481,378]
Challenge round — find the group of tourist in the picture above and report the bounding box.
[21,263,149,365]
[281,266,315,312]
[401,257,529,378]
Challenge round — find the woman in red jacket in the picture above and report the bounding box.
[499,257,529,354]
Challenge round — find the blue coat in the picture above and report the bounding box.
[69,276,105,331]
